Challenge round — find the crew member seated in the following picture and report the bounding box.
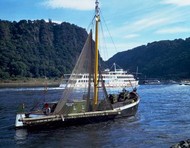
[118,88,129,102]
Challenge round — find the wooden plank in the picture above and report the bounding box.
[65,110,120,119]
[21,110,121,123]
[21,115,60,121]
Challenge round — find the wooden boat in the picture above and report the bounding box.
[15,0,140,129]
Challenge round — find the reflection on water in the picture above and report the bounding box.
[0,84,190,147]
[15,129,28,140]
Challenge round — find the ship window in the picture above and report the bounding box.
[117,76,133,79]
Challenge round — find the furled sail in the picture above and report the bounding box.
[53,30,94,114]
[53,29,112,115]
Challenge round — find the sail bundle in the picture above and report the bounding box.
[53,28,112,115]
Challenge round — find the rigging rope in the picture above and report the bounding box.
[87,12,96,33]
[99,20,109,60]
[100,10,118,54]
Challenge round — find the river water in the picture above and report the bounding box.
[0,84,190,147]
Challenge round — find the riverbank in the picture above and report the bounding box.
[0,78,60,88]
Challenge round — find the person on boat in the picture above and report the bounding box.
[51,104,57,113]
[122,88,127,92]
[118,88,129,102]
[108,94,114,104]
[133,87,137,92]
[43,103,51,114]
[46,107,51,114]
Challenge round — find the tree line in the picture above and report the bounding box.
[0,19,88,80]
[106,38,190,80]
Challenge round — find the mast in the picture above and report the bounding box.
[113,63,116,72]
[94,0,100,106]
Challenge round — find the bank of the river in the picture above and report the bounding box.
[0,78,60,88]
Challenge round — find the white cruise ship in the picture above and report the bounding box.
[59,63,139,88]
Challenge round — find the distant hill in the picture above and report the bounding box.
[0,19,89,80]
[106,38,190,80]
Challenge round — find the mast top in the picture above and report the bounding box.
[95,0,100,18]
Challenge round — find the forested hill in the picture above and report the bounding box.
[1,19,190,81]
[106,38,190,80]
[0,19,88,79]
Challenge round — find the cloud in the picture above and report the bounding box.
[43,0,94,10]
[133,18,169,31]
[155,27,190,34]
[109,5,187,39]
[45,19,62,24]
[111,16,174,37]
[161,0,190,6]
[124,34,140,39]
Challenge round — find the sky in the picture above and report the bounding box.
[0,0,190,60]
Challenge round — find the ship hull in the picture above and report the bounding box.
[60,81,139,89]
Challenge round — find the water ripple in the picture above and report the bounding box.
[0,84,190,147]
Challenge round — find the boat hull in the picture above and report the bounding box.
[60,81,139,89]
[16,111,118,129]
[115,103,139,118]
[25,115,117,130]
[15,99,139,129]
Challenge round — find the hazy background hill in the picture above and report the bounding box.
[0,19,89,80]
[106,38,190,80]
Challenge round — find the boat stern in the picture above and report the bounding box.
[15,113,25,128]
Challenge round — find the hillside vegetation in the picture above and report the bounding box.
[0,19,88,80]
[1,19,189,81]
[106,38,190,80]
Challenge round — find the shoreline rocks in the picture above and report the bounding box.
[171,139,190,148]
